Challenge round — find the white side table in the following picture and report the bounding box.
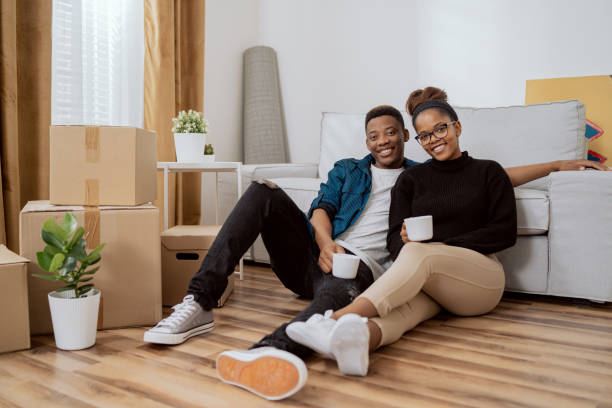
[157,161,243,279]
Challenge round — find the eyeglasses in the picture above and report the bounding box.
[415,121,457,145]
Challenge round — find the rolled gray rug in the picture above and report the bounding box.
[243,46,288,164]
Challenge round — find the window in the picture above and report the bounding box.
[51,0,144,127]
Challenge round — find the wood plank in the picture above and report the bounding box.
[1,263,611,407]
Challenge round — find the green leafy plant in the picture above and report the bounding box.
[171,109,209,134]
[204,144,214,155]
[33,212,105,298]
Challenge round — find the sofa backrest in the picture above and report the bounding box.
[319,100,587,190]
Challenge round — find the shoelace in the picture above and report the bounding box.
[158,296,198,328]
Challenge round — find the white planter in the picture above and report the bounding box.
[201,154,215,162]
[48,288,101,350]
[173,133,207,162]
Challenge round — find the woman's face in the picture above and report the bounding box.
[414,108,462,161]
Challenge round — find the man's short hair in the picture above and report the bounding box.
[365,105,405,131]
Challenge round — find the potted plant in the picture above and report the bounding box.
[172,109,209,163]
[33,212,106,350]
[202,143,215,162]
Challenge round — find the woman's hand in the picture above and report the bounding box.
[400,222,412,244]
[556,159,610,171]
[318,241,345,273]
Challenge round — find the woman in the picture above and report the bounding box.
[287,86,517,376]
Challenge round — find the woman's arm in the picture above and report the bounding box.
[505,160,610,187]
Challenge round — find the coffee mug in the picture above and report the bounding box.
[404,215,433,241]
[332,253,360,279]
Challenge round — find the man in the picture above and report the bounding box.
[144,105,607,400]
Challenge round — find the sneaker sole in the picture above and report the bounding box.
[216,349,307,400]
[330,316,369,376]
[143,321,214,345]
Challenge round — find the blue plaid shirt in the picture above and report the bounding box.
[307,154,420,239]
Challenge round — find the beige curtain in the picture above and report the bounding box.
[0,0,52,252]
[144,0,205,228]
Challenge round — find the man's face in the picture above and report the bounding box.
[365,115,409,169]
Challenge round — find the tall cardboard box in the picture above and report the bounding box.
[161,225,233,307]
[50,126,157,206]
[0,245,30,353]
[20,201,162,334]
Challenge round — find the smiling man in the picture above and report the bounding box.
[144,104,606,400]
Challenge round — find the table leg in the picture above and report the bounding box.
[164,166,169,231]
[238,165,244,279]
[215,172,219,225]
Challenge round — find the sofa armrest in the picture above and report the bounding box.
[548,170,612,301]
[240,163,319,185]
[216,163,318,223]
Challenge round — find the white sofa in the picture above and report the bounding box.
[219,100,612,302]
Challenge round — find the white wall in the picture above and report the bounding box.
[205,0,612,165]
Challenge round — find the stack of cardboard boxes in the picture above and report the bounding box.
[18,126,162,336]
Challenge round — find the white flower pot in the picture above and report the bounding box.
[173,133,207,162]
[201,154,215,162]
[48,288,101,350]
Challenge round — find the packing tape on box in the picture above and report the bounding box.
[84,206,101,250]
[84,205,103,328]
[85,126,100,163]
[85,179,100,205]
[85,127,100,205]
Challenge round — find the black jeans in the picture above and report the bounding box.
[187,181,374,358]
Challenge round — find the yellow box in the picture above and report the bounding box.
[161,225,233,308]
[20,201,162,334]
[0,245,30,353]
[50,126,157,206]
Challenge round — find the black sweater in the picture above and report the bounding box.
[387,151,517,260]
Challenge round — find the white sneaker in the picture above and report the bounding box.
[143,295,213,345]
[286,310,336,357]
[216,347,308,401]
[330,314,370,376]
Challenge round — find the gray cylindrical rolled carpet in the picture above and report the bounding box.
[243,46,288,164]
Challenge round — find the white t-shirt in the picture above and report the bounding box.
[335,164,404,280]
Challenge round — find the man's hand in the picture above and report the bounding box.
[400,222,412,244]
[318,241,345,273]
[556,159,610,171]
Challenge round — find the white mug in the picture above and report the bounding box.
[332,253,360,279]
[404,215,433,241]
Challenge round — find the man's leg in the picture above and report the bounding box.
[251,258,374,358]
[188,180,320,310]
[145,181,319,345]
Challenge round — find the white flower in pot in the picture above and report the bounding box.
[172,109,209,163]
[33,212,106,350]
[202,143,215,162]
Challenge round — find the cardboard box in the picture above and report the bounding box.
[0,245,30,353]
[50,126,157,206]
[161,225,234,308]
[20,201,162,334]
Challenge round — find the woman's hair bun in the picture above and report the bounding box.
[406,87,448,116]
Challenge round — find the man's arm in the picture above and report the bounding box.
[505,160,610,187]
[310,208,345,274]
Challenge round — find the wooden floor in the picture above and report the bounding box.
[2,263,612,407]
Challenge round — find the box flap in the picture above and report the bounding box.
[0,245,29,265]
[21,200,157,214]
[161,225,221,250]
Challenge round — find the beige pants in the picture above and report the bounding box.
[361,242,505,347]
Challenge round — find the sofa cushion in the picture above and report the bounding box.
[272,179,549,236]
[319,100,587,191]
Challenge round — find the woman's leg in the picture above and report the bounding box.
[333,242,504,320]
